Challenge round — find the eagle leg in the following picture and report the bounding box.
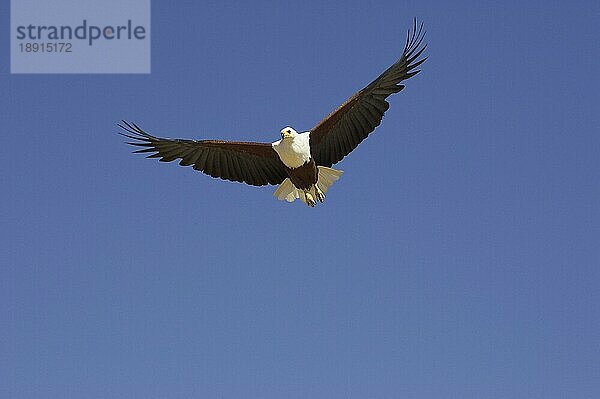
[315,185,325,203]
[304,191,316,207]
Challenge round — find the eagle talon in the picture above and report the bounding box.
[315,186,325,203]
[305,192,316,207]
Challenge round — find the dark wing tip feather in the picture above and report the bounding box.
[403,19,427,60]
[117,120,157,142]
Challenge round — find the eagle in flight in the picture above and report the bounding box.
[120,19,427,207]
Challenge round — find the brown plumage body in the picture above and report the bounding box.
[285,160,318,191]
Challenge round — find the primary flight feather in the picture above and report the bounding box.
[120,19,427,207]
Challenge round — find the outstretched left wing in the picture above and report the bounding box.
[309,19,427,167]
[119,121,287,186]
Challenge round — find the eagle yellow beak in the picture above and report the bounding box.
[281,131,293,139]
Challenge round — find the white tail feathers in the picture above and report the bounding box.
[273,166,343,204]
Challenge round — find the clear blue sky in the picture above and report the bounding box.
[2,1,599,398]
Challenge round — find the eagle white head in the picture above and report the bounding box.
[280,126,298,139]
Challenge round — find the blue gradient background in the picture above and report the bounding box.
[2,1,599,398]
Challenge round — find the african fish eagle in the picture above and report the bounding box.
[120,19,427,207]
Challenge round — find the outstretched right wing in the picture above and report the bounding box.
[119,121,287,186]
